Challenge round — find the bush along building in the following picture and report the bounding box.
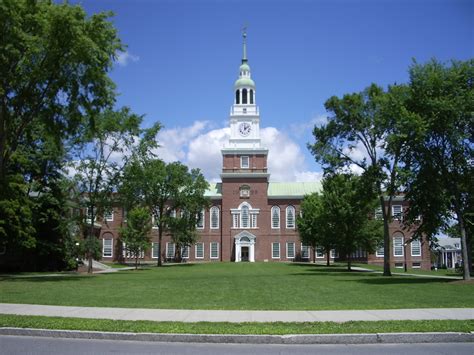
[93,31,431,269]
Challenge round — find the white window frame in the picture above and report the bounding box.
[393,235,404,257]
[241,156,249,169]
[250,213,257,228]
[196,209,205,229]
[392,205,403,221]
[375,207,383,220]
[376,242,384,257]
[104,209,114,222]
[210,242,219,259]
[241,205,250,228]
[151,242,159,259]
[301,244,310,259]
[330,249,339,258]
[152,214,159,229]
[181,245,189,259]
[86,207,96,222]
[411,239,421,257]
[195,242,204,259]
[286,206,295,229]
[102,238,113,257]
[272,242,280,259]
[271,206,280,229]
[286,242,295,259]
[316,246,324,258]
[166,242,175,259]
[210,206,219,229]
[232,213,239,228]
[412,262,421,269]
[122,242,144,259]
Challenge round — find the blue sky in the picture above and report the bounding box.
[76,0,473,182]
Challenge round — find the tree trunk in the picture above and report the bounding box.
[326,250,330,266]
[157,229,163,267]
[456,210,471,280]
[135,255,138,270]
[347,253,352,271]
[312,246,316,263]
[380,195,392,276]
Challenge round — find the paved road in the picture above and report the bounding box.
[1,335,473,355]
[1,303,473,322]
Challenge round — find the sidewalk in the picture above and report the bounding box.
[0,303,473,323]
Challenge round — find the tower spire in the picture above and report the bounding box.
[242,26,247,64]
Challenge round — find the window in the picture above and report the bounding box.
[271,206,280,229]
[170,209,176,218]
[286,206,295,229]
[196,209,204,229]
[181,245,189,259]
[242,88,248,104]
[104,209,114,222]
[241,156,249,169]
[376,243,384,257]
[152,213,159,229]
[375,207,383,220]
[412,262,421,268]
[301,245,310,259]
[232,213,239,228]
[195,243,204,259]
[122,243,144,259]
[411,239,421,256]
[272,242,280,259]
[166,243,175,259]
[102,239,113,257]
[251,214,257,228]
[395,262,404,268]
[286,242,295,259]
[250,89,254,104]
[152,242,159,259]
[235,90,240,104]
[330,249,339,258]
[392,205,403,220]
[210,242,219,259]
[241,205,249,228]
[393,235,404,257]
[316,246,324,258]
[210,206,219,229]
[86,207,96,221]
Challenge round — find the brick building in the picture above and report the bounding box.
[96,32,430,270]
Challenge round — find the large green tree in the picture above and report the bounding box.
[120,159,209,266]
[0,0,121,253]
[402,59,474,280]
[309,84,417,276]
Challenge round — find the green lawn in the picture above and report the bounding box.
[353,263,463,277]
[0,314,472,335]
[0,262,473,310]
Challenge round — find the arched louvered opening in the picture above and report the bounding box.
[250,89,254,104]
[242,88,248,104]
[235,90,240,104]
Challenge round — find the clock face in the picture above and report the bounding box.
[239,122,251,137]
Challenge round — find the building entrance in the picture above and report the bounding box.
[241,247,249,261]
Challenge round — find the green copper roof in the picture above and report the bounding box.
[204,182,222,197]
[267,182,322,197]
[240,63,250,72]
[234,77,255,88]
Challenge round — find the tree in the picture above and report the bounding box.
[297,193,335,265]
[0,0,121,253]
[119,207,152,269]
[120,159,209,267]
[73,108,157,274]
[309,84,417,276]
[402,59,474,280]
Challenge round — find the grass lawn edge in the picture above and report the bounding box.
[0,314,472,335]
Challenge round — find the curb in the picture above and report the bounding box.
[1,328,473,344]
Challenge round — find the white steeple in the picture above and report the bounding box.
[227,27,262,150]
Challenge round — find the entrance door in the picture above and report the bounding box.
[241,247,249,262]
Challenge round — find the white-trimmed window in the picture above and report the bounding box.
[393,235,404,257]
[232,214,239,228]
[86,207,96,221]
[181,245,189,259]
[151,242,159,259]
[412,262,421,269]
[301,244,310,259]
[286,242,295,259]
[330,249,339,258]
[392,205,403,220]
[210,242,219,259]
[170,209,177,218]
[286,206,295,229]
[376,242,384,257]
[241,205,249,228]
[195,243,204,259]
[316,246,324,258]
[375,207,383,220]
[271,206,280,229]
[272,242,280,259]
[210,206,219,229]
[251,214,257,228]
[166,242,175,259]
[411,239,421,257]
[241,156,249,169]
[196,209,205,229]
[104,209,114,222]
[122,243,144,259]
[152,213,159,229]
[102,239,113,257]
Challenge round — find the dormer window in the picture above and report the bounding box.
[241,156,249,169]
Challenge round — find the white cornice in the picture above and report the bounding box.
[221,148,268,155]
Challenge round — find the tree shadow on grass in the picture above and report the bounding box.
[0,275,88,283]
[349,277,454,285]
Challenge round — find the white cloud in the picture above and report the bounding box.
[290,114,328,137]
[116,51,140,67]
[152,122,322,183]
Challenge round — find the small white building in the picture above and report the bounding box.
[434,238,462,269]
